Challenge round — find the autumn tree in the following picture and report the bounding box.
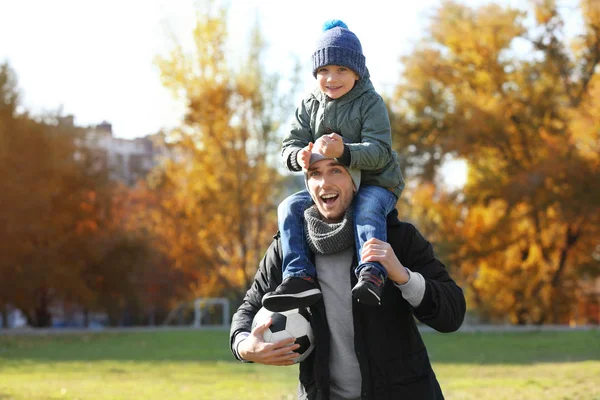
[0,63,92,326]
[392,0,600,324]
[0,62,140,327]
[0,61,21,326]
[89,182,195,326]
[152,3,297,302]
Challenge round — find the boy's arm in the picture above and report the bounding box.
[345,93,394,171]
[283,99,313,172]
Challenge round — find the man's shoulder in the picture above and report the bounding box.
[386,211,419,242]
[255,232,283,267]
[271,231,283,251]
[385,210,414,229]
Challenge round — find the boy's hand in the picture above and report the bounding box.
[297,142,314,170]
[314,133,344,158]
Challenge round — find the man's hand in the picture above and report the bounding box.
[361,238,410,284]
[313,133,344,158]
[297,142,314,170]
[237,318,300,366]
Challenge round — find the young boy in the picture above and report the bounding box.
[262,19,405,312]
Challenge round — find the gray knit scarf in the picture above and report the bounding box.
[304,206,355,255]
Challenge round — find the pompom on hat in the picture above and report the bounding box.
[312,19,366,78]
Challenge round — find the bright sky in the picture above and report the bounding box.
[1,0,546,142]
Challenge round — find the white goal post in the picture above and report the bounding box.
[194,297,230,328]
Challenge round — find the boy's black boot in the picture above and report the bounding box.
[352,266,385,306]
[262,276,322,312]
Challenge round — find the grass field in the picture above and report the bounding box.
[0,328,598,400]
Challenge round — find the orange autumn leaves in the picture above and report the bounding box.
[392,0,600,324]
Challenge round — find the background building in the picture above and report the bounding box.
[82,120,162,186]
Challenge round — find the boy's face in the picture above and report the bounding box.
[316,65,359,99]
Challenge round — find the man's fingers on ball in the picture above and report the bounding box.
[262,317,272,328]
[279,349,298,358]
[274,337,296,347]
[270,352,297,365]
[283,343,299,352]
[275,343,299,355]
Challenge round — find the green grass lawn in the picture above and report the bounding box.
[0,329,598,400]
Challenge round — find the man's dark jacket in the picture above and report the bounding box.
[229,210,466,400]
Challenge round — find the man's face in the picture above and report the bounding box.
[306,159,356,223]
[315,64,359,99]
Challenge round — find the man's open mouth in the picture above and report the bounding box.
[321,193,338,205]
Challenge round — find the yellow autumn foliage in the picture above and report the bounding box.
[394,0,600,324]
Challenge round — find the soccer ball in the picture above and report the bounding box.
[251,307,315,364]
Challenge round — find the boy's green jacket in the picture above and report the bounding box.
[282,69,405,198]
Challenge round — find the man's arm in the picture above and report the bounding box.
[361,237,426,308]
[229,239,280,356]
[400,223,466,332]
[230,237,302,365]
[380,218,465,333]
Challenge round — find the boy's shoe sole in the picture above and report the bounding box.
[262,289,322,312]
[262,277,322,312]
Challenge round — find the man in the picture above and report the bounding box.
[229,152,466,400]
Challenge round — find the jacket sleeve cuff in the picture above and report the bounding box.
[288,149,303,172]
[393,269,426,308]
[233,332,253,363]
[335,144,352,167]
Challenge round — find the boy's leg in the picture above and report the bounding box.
[262,190,322,312]
[351,186,398,306]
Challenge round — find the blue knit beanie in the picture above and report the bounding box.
[312,20,366,78]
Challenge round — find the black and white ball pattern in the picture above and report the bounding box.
[252,307,315,364]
